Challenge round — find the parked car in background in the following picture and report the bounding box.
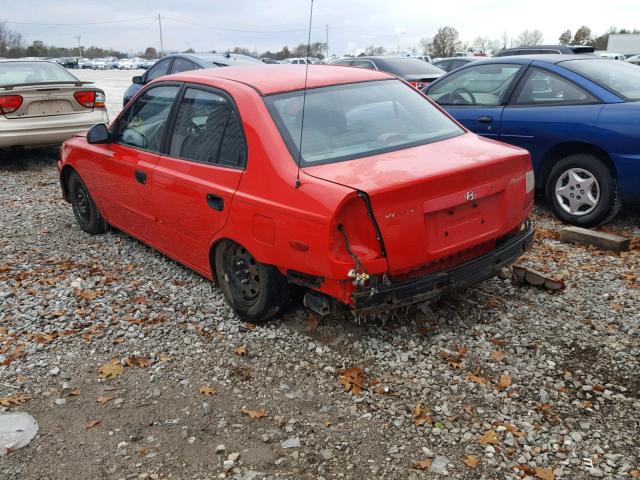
[432,56,479,72]
[122,52,262,106]
[424,55,640,226]
[496,45,595,56]
[59,64,534,322]
[280,57,312,64]
[334,56,444,89]
[413,55,433,63]
[0,60,108,148]
[626,54,640,65]
[597,51,626,60]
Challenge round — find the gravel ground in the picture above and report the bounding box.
[1,71,639,480]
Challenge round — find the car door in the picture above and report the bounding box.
[88,84,181,240]
[500,65,602,170]
[151,85,245,272]
[426,63,525,138]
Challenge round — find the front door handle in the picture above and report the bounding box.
[134,170,147,185]
[477,116,493,124]
[206,193,224,211]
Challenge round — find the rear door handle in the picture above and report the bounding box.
[134,170,147,185]
[206,193,224,211]
[477,116,493,124]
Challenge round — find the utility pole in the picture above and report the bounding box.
[158,14,164,57]
[325,24,329,58]
[74,35,82,57]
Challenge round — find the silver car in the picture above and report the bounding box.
[0,60,108,148]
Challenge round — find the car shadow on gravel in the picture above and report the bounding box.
[0,147,59,171]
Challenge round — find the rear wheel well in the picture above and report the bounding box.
[59,165,77,201]
[538,143,616,189]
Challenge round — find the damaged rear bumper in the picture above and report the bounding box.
[351,221,534,313]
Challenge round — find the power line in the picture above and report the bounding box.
[163,16,323,34]
[4,16,155,26]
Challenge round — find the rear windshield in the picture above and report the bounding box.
[378,58,444,76]
[0,61,78,86]
[563,59,640,101]
[264,79,463,166]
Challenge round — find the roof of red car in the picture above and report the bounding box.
[165,65,395,95]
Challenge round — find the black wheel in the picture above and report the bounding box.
[68,171,108,234]
[214,240,289,323]
[545,154,621,227]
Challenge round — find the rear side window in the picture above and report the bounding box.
[169,88,246,168]
[513,67,596,106]
[146,59,171,82]
[113,85,179,152]
[563,59,640,101]
[171,58,198,74]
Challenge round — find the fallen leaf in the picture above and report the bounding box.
[478,429,499,445]
[34,332,55,344]
[69,389,81,396]
[338,367,364,396]
[1,344,26,366]
[113,337,126,345]
[535,467,555,480]
[498,372,512,390]
[0,265,11,272]
[235,345,248,357]
[412,459,433,470]
[324,420,332,428]
[78,289,100,301]
[307,314,320,331]
[85,419,101,430]
[463,404,476,415]
[133,295,148,304]
[240,322,257,331]
[491,351,506,362]
[97,396,115,406]
[629,471,640,478]
[124,356,150,368]
[139,447,149,457]
[464,454,480,468]
[465,372,488,385]
[0,394,31,408]
[98,359,124,379]
[199,386,217,396]
[240,406,267,419]
[413,403,433,427]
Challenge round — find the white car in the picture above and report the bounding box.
[626,54,640,65]
[597,51,626,61]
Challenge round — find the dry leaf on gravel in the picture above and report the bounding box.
[1,344,26,366]
[77,289,100,301]
[240,322,257,331]
[465,372,488,385]
[139,447,149,458]
[478,429,500,445]
[412,459,433,470]
[240,406,267,419]
[69,389,81,396]
[0,394,31,407]
[307,314,320,331]
[85,419,101,430]
[338,367,364,396]
[97,396,115,406]
[199,386,217,396]
[498,372,512,390]
[124,356,150,368]
[464,455,480,468]
[98,360,124,379]
[535,467,555,480]
[629,471,640,478]
[491,351,506,361]
[413,403,432,427]
[235,346,248,357]
[34,332,55,344]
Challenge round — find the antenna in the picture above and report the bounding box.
[295,0,314,189]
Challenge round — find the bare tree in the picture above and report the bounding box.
[364,45,386,56]
[473,36,491,54]
[516,29,543,47]
[431,27,459,58]
[419,37,432,54]
[559,30,572,45]
[573,26,592,45]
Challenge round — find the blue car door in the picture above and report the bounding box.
[426,62,526,140]
[500,64,603,173]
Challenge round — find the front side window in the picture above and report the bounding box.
[428,63,522,106]
[513,67,596,106]
[265,79,463,166]
[169,88,246,167]
[562,59,640,101]
[113,85,179,152]
[146,59,171,82]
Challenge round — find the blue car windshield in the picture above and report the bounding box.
[563,59,640,101]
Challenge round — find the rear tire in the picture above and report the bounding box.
[214,240,290,323]
[68,171,108,234]
[545,154,621,227]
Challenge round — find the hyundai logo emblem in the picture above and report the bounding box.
[465,191,477,201]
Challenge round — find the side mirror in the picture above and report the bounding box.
[132,75,143,85]
[87,123,111,144]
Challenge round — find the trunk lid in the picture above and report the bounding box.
[305,132,531,275]
[0,83,97,119]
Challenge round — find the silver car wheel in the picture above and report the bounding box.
[554,167,600,216]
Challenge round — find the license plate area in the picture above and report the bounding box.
[27,100,73,116]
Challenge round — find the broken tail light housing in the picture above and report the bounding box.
[0,95,23,114]
[74,91,96,108]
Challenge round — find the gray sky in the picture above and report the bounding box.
[2,0,638,55]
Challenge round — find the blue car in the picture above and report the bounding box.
[424,55,640,226]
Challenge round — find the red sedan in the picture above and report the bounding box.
[58,65,535,322]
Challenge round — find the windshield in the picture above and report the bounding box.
[563,59,640,101]
[264,79,463,166]
[379,58,444,76]
[0,61,78,86]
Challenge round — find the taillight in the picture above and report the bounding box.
[74,91,96,108]
[0,95,23,114]
[95,92,106,108]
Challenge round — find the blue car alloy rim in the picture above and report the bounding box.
[554,167,600,216]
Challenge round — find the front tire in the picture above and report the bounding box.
[214,240,290,323]
[545,154,621,227]
[68,171,108,234]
